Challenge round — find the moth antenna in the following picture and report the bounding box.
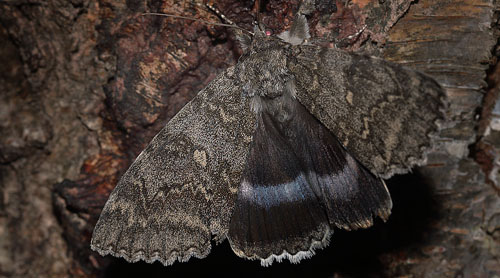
[345,25,367,40]
[335,25,367,48]
[255,0,262,28]
[252,0,264,31]
[142,12,253,35]
[205,1,235,26]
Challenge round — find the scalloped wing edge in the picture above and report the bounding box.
[228,197,392,267]
[377,91,448,180]
[90,242,211,266]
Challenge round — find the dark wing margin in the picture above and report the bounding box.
[228,95,392,266]
[91,67,256,265]
[289,46,446,178]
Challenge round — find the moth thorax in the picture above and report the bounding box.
[238,48,290,98]
[250,84,297,124]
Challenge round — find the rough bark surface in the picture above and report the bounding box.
[0,0,498,277]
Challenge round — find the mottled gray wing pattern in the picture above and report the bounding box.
[91,66,255,265]
[289,46,445,178]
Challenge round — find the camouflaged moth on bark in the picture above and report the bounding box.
[91,14,445,266]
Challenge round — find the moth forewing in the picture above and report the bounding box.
[91,68,256,265]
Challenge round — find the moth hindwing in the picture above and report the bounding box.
[91,13,445,266]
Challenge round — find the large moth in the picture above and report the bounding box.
[91,12,445,266]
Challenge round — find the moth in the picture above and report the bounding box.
[91,12,445,266]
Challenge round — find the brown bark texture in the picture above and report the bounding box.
[0,0,499,277]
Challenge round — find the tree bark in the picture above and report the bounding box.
[0,0,498,277]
